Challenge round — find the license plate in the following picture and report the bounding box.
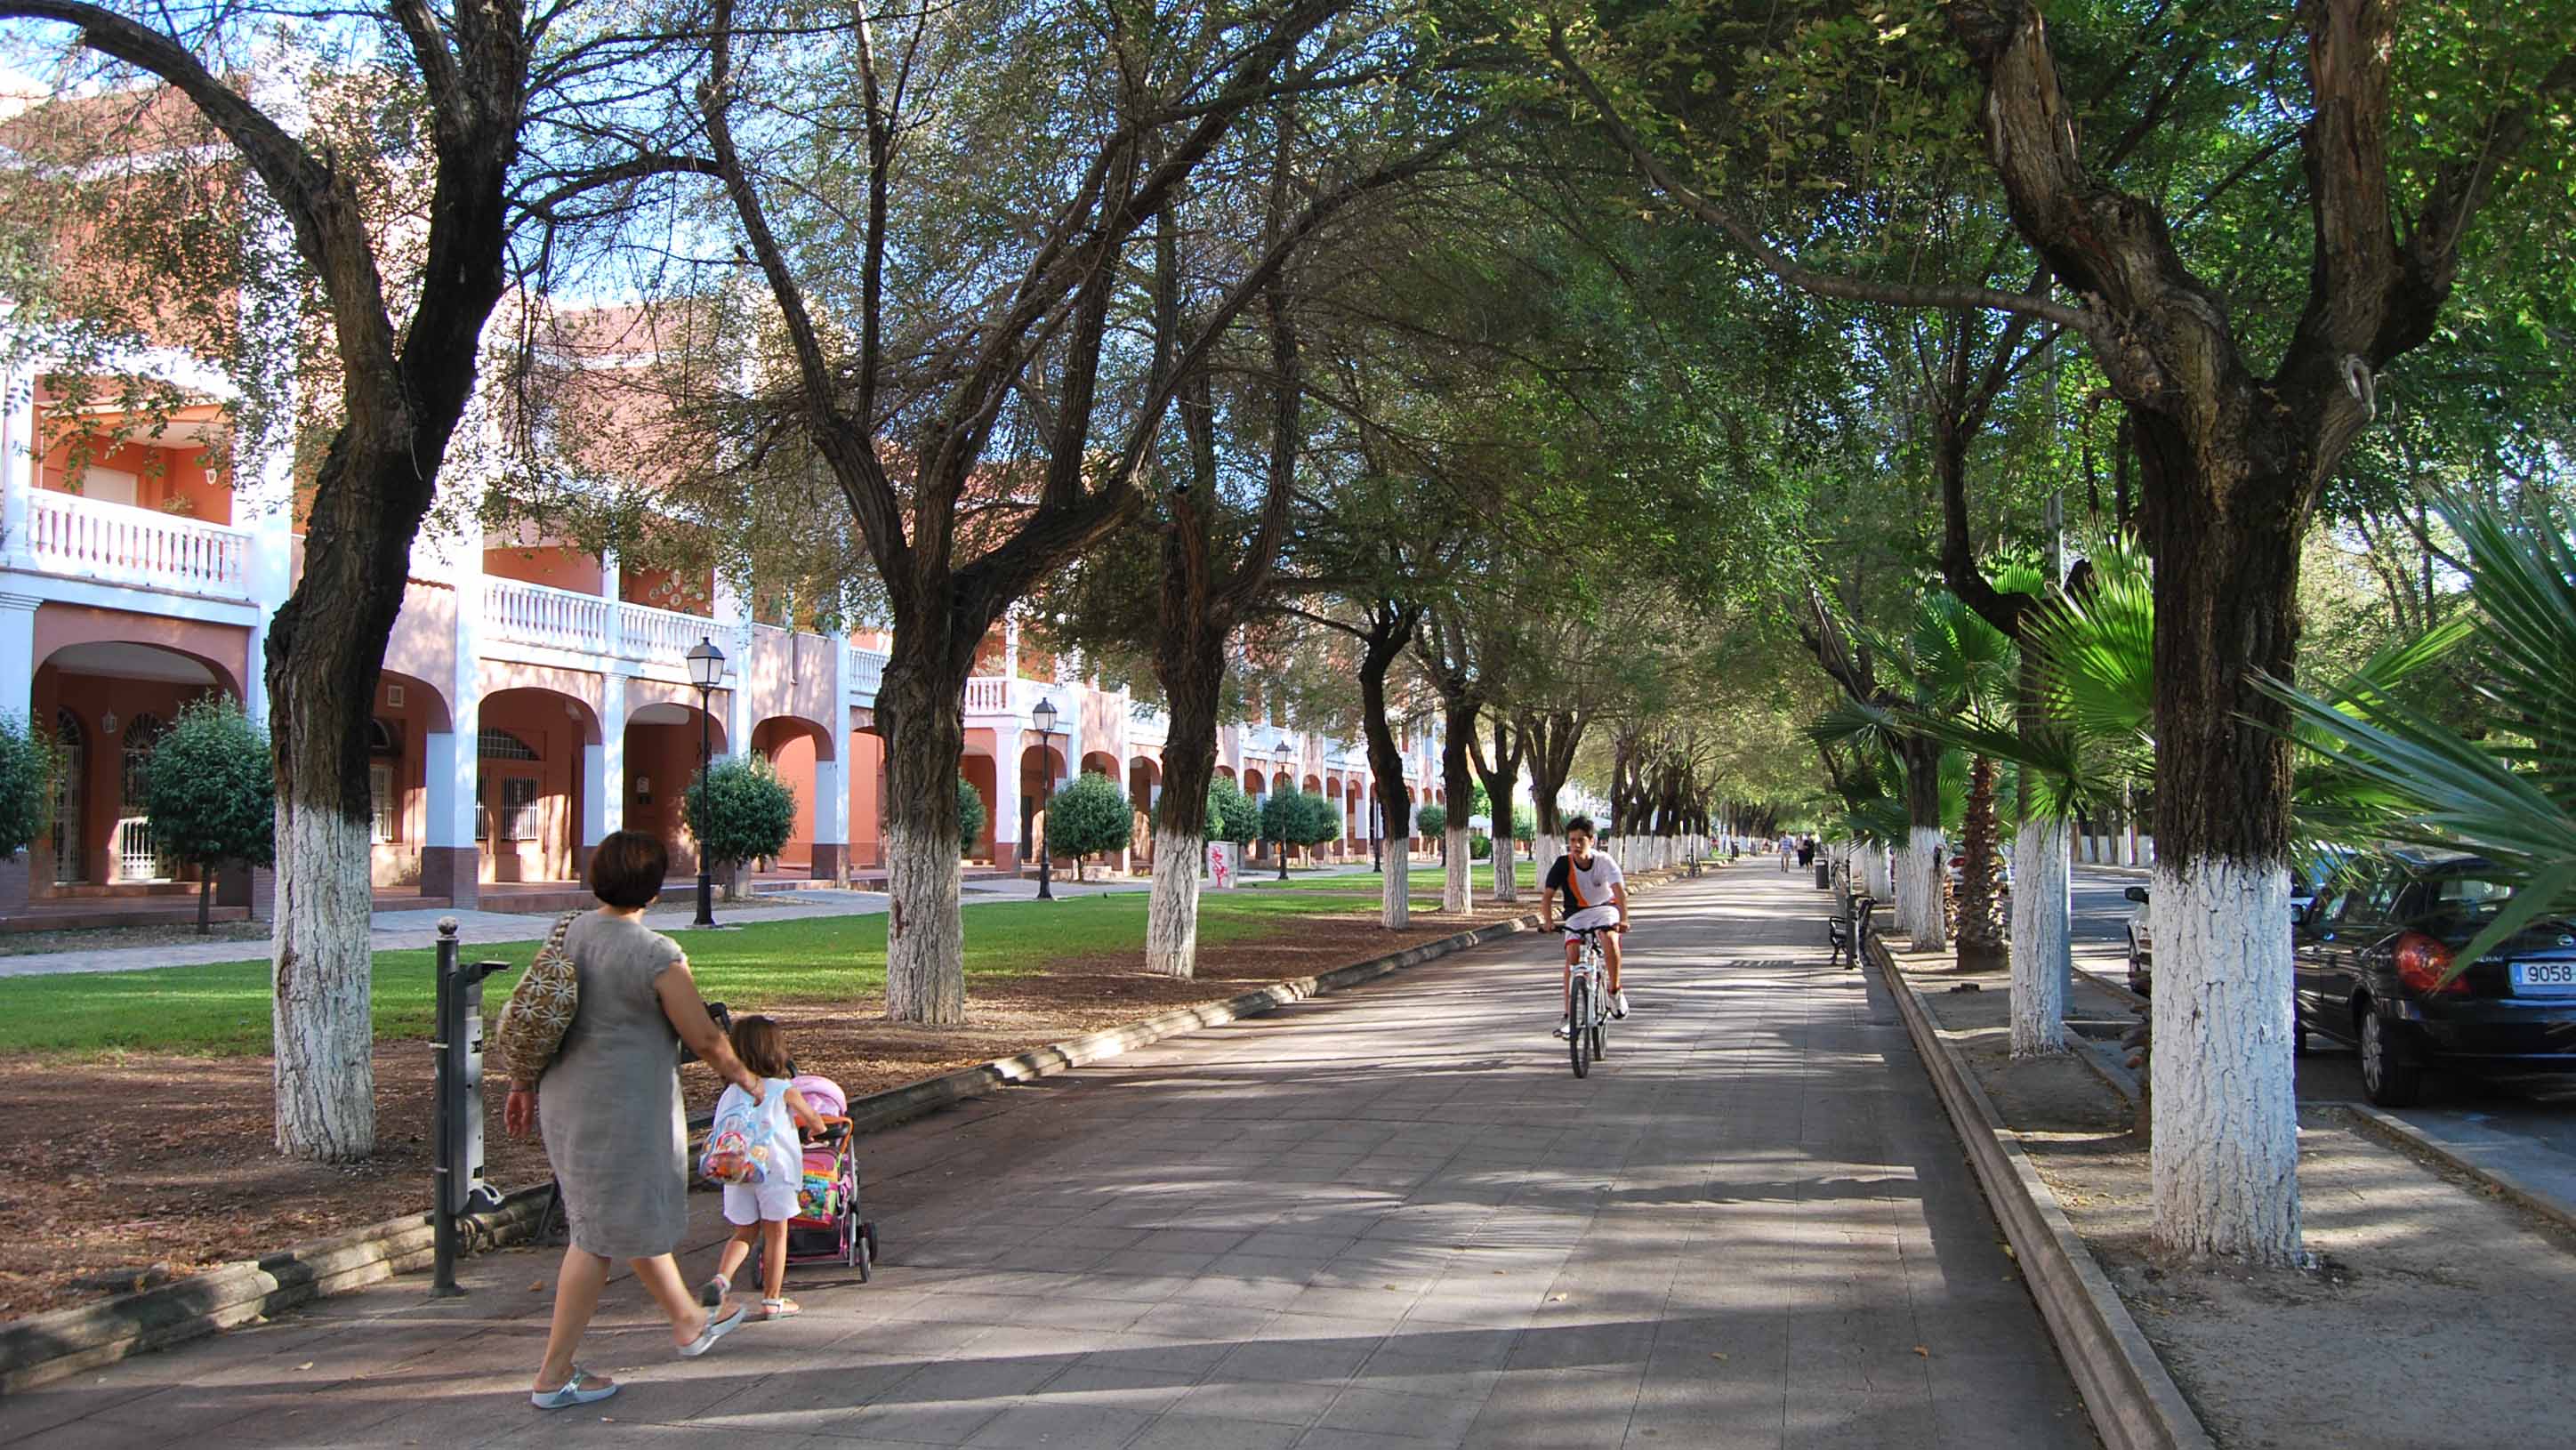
[2513,961,2576,989]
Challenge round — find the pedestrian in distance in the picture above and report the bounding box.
[698,1015,828,1320]
[505,830,769,1411]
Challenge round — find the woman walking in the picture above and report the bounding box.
[503,830,767,1409]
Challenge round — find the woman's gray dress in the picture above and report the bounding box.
[537,910,688,1259]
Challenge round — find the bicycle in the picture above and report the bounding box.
[1565,926,1611,1077]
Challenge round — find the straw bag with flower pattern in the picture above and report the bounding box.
[494,910,584,1088]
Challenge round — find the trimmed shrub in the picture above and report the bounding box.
[0,712,60,859]
[687,755,797,895]
[138,697,273,933]
[1046,769,1132,881]
[1206,776,1259,844]
[958,775,989,857]
[1469,835,1493,860]
[1416,802,1447,838]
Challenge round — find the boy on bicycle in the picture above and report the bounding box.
[1541,817,1629,1039]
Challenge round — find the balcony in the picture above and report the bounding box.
[847,645,887,699]
[20,488,251,600]
[1129,704,1168,748]
[481,578,745,667]
[963,676,1009,714]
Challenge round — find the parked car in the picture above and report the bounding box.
[2295,851,2576,1107]
[2123,851,2343,995]
[1944,846,2011,895]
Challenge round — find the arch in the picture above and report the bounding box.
[34,608,248,704]
[752,714,835,763]
[1271,769,1293,797]
[375,669,454,734]
[1079,749,1119,780]
[115,712,166,882]
[1018,741,1068,864]
[1301,773,1322,796]
[481,685,601,884]
[752,715,833,874]
[1214,763,1236,783]
[960,753,1000,863]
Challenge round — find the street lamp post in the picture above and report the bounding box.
[1032,697,1059,901]
[687,636,726,929]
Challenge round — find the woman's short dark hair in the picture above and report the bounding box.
[729,1014,792,1078]
[587,830,669,908]
[1566,816,1597,838]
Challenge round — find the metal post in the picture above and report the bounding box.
[694,685,716,927]
[431,919,462,1297]
[1035,728,1056,900]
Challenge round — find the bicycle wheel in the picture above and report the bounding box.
[1569,977,1591,1077]
[1591,1013,1606,1061]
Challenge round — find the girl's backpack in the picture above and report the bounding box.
[698,1092,774,1185]
[492,911,584,1087]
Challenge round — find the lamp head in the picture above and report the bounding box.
[1031,697,1059,736]
[686,636,726,690]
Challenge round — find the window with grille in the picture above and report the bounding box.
[498,777,539,841]
[370,763,395,843]
[478,729,538,761]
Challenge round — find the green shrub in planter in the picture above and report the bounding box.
[1045,769,1131,881]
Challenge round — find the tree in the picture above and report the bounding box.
[1536,0,2576,1265]
[0,0,702,1160]
[956,777,988,860]
[0,713,61,865]
[1203,777,1260,846]
[686,757,796,899]
[1260,788,1311,876]
[138,697,275,934]
[687,0,1452,1020]
[1045,770,1132,883]
[1416,802,1448,842]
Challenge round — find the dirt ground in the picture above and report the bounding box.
[0,897,1531,1320]
[1904,952,2576,1450]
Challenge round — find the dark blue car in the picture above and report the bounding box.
[2294,850,2576,1107]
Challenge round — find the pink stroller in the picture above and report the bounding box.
[782,1075,876,1277]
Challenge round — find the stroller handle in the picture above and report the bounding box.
[810,1116,852,1144]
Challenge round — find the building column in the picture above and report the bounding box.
[712,578,752,761]
[601,548,624,658]
[422,529,485,908]
[237,394,297,732]
[0,592,36,914]
[0,372,33,575]
[992,743,1022,872]
[581,673,626,873]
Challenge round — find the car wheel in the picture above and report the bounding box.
[2359,1008,2423,1108]
[2292,1002,2311,1059]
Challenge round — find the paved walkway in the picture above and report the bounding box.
[0,868,2093,1448]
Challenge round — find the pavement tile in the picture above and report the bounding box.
[1169,1377,1344,1427]
[1124,1413,1306,1449]
[960,1400,1154,1448]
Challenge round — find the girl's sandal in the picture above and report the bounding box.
[530,1365,618,1410]
[761,1297,801,1320]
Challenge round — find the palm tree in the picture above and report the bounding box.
[2263,497,2573,965]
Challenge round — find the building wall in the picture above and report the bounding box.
[34,402,232,525]
[481,543,602,594]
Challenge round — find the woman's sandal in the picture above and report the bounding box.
[761,1297,801,1320]
[530,1365,618,1410]
[677,1301,748,1357]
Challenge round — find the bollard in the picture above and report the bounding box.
[431,919,517,1298]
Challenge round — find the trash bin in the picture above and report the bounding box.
[1815,863,1831,890]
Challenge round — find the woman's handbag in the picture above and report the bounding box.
[492,911,584,1086]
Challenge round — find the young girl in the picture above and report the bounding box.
[699,1016,825,1319]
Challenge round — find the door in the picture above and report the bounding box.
[51,710,83,884]
[115,713,165,882]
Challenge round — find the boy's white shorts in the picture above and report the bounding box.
[723,1178,801,1226]
[1561,905,1620,935]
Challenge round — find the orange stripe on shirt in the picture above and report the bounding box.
[1564,866,1590,910]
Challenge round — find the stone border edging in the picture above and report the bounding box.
[1867,935,2215,1450]
[2340,1104,2576,1238]
[0,906,1558,1396]
[0,1183,552,1396]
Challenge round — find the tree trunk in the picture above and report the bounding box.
[268,455,425,1162]
[1147,826,1202,978]
[879,650,967,1024]
[197,871,213,936]
[2008,817,2072,1055]
[2145,455,2309,1264]
[1476,737,1520,906]
[1358,614,1415,930]
[1897,741,1947,952]
[1954,755,2006,970]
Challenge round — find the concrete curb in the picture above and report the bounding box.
[1869,936,2214,1450]
[0,1183,551,1396]
[1,905,1567,1394]
[2339,1104,2576,1238]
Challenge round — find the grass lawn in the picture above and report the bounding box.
[1244,862,1536,891]
[0,889,1465,1059]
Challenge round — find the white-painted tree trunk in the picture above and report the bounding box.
[271,805,375,1160]
[1381,840,1409,928]
[1443,826,1471,913]
[1897,826,1944,950]
[2008,818,2073,1056]
[2150,859,2301,1264]
[1491,840,1517,903]
[1145,826,1203,978]
[883,815,964,1022]
[1534,833,1561,890]
[1864,843,1893,900]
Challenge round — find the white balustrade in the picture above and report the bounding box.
[615,598,712,663]
[963,676,1010,714]
[847,645,888,698]
[21,488,250,598]
[1129,705,1169,747]
[483,578,611,654]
